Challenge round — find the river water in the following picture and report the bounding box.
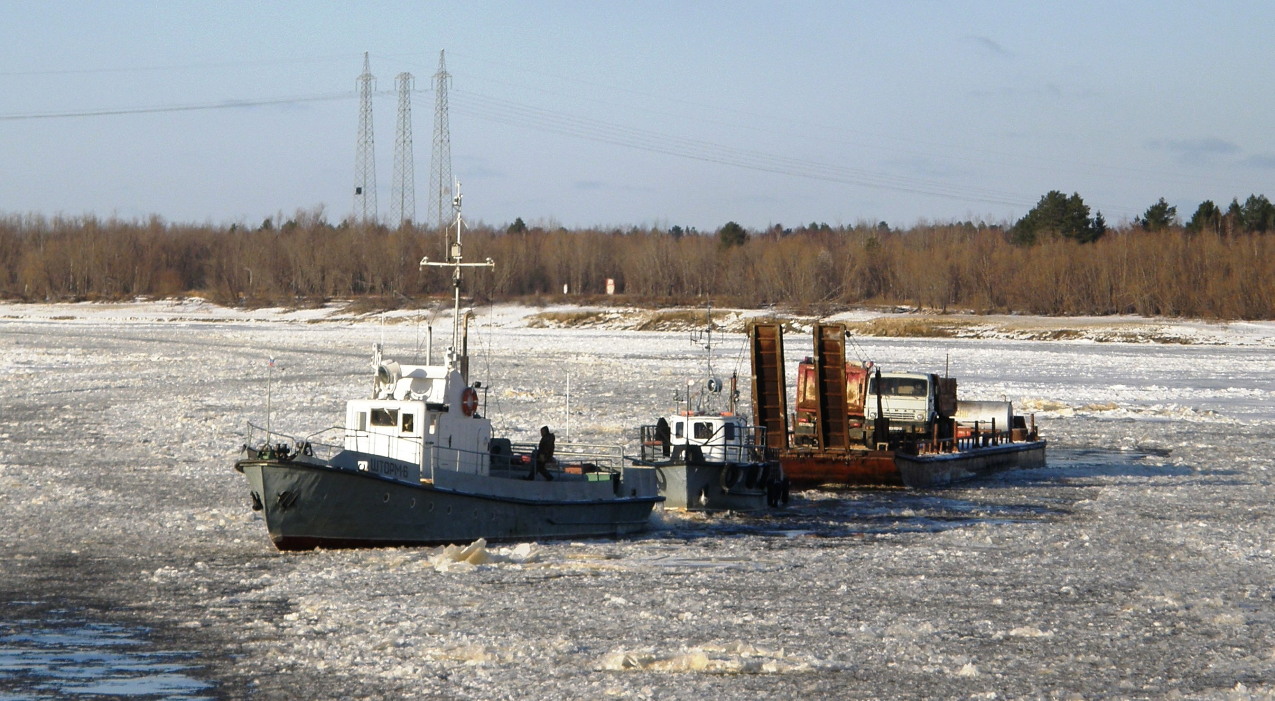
[1,305,1272,697]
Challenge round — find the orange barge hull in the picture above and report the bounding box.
[780,450,904,488]
[781,440,1047,489]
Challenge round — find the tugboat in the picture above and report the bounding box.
[234,187,662,550]
[629,311,788,510]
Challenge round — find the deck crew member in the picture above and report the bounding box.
[529,425,555,480]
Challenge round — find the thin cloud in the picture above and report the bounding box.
[452,155,504,181]
[1242,153,1275,170]
[1151,137,1241,164]
[968,36,1012,57]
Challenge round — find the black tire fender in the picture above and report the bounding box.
[720,464,740,492]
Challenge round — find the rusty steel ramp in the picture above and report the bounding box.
[749,322,788,451]
[811,323,849,451]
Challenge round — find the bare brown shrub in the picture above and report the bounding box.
[846,317,966,338]
[0,213,1271,319]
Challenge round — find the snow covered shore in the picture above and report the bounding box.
[1,301,1273,698]
[4,298,1274,346]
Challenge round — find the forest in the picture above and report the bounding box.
[1,191,1272,320]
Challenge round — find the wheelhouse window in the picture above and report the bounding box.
[674,421,684,439]
[724,422,736,441]
[693,422,713,440]
[401,413,415,433]
[868,377,929,397]
[371,408,398,427]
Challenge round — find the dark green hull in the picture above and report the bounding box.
[895,440,1047,489]
[238,458,662,550]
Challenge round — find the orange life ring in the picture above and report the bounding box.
[460,387,479,416]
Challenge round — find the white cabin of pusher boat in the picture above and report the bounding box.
[642,411,768,464]
[339,344,492,482]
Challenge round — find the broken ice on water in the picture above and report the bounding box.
[1,301,1273,698]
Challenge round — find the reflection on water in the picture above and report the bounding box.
[0,604,214,699]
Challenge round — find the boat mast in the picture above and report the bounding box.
[689,303,722,413]
[419,182,494,371]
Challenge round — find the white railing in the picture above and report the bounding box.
[342,427,426,466]
[422,442,490,479]
[510,441,626,476]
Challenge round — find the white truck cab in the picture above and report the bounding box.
[865,371,938,432]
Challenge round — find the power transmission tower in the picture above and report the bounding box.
[390,72,415,227]
[353,52,378,224]
[427,50,453,232]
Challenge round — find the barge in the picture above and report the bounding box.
[750,322,1045,489]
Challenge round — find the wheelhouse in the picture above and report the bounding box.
[639,413,768,464]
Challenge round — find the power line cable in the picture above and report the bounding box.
[443,54,1237,208]
[5,49,1250,217]
[450,89,1039,209]
[0,53,359,77]
[0,92,353,121]
[0,74,1187,217]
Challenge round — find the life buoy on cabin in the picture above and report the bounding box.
[460,387,479,416]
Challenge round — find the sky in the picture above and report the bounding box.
[2,1,1273,232]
